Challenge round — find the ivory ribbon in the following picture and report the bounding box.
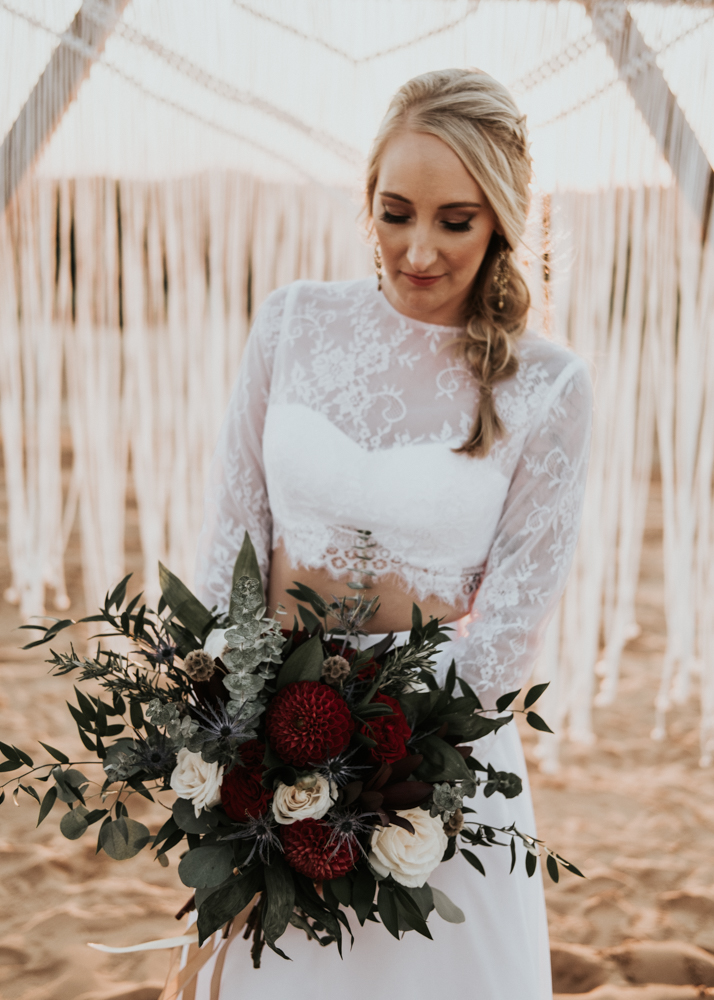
[88,932,199,953]
[86,895,257,999]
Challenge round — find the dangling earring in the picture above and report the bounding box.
[493,243,509,310]
[374,243,383,291]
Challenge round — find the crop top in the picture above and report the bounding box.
[194,277,593,708]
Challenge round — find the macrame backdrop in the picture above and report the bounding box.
[1,0,713,767]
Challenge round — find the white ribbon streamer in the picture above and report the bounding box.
[88,931,198,954]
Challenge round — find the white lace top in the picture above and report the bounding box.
[195,277,592,707]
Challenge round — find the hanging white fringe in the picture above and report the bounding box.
[2,170,713,761]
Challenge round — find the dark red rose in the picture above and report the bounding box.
[361,692,412,764]
[238,739,266,773]
[281,818,356,880]
[357,661,378,682]
[266,681,354,767]
[221,764,273,821]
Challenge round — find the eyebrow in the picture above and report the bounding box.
[379,191,481,209]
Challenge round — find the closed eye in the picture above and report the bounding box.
[380,210,410,225]
[442,218,473,232]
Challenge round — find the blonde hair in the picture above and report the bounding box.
[366,68,532,457]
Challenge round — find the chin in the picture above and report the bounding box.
[396,282,450,316]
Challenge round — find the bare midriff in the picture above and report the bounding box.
[267,540,464,634]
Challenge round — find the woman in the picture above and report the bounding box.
[193,68,592,1000]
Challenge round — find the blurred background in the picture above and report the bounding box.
[1,2,714,998]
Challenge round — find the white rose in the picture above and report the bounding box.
[203,628,229,661]
[272,774,334,825]
[368,807,448,888]
[170,748,225,818]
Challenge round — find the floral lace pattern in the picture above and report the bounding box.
[195,278,593,705]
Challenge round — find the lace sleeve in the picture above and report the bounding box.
[193,287,287,610]
[443,358,593,709]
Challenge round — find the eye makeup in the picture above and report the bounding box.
[379,206,474,232]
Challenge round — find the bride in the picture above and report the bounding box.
[192,68,592,1000]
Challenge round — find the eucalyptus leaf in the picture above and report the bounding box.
[431,886,465,923]
[100,817,151,860]
[60,804,89,840]
[178,845,235,889]
[53,767,89,804]
[172,797,216,834]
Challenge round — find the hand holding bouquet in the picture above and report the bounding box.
[1,534,581,966]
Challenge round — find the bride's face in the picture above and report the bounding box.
[372,130,499,327]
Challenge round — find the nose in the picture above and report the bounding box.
[405,224,438,273]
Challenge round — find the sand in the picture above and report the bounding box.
[3,478,714,1000]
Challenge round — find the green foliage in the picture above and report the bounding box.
[178,845,235,888]
[99,817,151,860]
[275,635,324,690]
[262,856,296,948]
[231,531,263,599]
[158,563,214,643]
[0,537,581,959]
[197,867,264,945]
[60,805,90,840]
[431,886,465,923]
[413,736,473,783]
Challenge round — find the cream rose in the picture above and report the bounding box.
[272,773,334,825]
[368,807,448,888]
[203,628,229,661]
[170,748,224,818]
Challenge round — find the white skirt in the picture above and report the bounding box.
[186,718,553,1000]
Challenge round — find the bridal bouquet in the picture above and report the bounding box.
[1,534,579,966]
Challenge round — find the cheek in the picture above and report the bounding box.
[445,227,495,278]
[374,221,405,261]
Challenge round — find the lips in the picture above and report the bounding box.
[401,272,443,288]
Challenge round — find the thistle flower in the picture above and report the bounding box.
[321,655,350,685]
[324,809,375,861]
[312,747,365,789]
[222,812,283,864]
[186,700,258,765]
[327,593,380,636]
[142,638,178,668]
[182,649,216,682]
[105,733,177,780]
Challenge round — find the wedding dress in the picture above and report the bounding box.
[191,276,592,1000]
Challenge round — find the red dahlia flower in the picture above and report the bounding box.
[266,681,354,767]
[281,818,356,880]
[221,744,273,821]
[361,692,412,764]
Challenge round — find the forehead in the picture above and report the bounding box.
[375,130,485,204]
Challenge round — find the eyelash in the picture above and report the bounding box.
[379,210,473,232]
